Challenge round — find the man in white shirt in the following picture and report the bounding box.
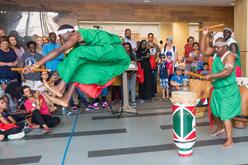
[124,29,137,53]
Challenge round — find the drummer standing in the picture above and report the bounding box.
[205,37,241,148]
[223,28,242,77]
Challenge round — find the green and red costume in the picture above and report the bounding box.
[57,29,130,98]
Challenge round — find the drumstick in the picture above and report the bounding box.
[38,77,61,88]
[187,71,206,79]
[196,23,224,32]
[11,68,51,72]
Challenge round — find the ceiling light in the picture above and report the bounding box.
[0,11,7,14]
[230,2,235,6]
[144,0,150,3]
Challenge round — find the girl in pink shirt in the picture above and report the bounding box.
[22,86,60,133]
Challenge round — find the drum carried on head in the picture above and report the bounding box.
[233,77,248,128]
[171,91,197,157]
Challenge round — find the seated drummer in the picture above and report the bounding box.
[170,67,188,91]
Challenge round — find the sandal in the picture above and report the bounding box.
[29,124,40,129]
[211,128,225,136]
[43,128,52,133]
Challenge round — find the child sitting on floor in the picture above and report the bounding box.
[0,96,25,141]
[170,67,189,91]
[21,86,61,133]
[200,63,210,75]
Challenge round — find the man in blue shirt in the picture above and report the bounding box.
[42,32,64,72]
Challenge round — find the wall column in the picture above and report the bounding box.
[234,0,248,76]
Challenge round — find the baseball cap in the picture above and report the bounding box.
[167,36,173,41]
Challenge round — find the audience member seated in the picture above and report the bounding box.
[0,96,25,141]
[40,71,58,113]
[21,86,60,133]
[1,95,30,132]
[170,67,189,91]
[200,63,210,75]
[2,94,27,122]
[5,82,24,109]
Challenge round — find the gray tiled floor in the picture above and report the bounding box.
[0,99,247,165]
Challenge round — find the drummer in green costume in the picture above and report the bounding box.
[205,37,241,148]
[24,24,130,107]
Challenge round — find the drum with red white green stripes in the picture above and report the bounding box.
[172,104,196,157]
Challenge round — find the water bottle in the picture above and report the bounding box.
[62,107,67,115]
[182,79,189,91]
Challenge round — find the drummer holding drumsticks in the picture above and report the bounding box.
[205,37,241,148]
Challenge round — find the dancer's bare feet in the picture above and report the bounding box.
[211,127,225,136]
[223,139,233,148]
[44,81,63,97]
[44,94,69,107]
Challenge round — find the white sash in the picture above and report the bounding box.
[221,51,231,62]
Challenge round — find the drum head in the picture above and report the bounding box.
[171,91,197,106]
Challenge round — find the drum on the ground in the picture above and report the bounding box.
[233,77,248,128]
[171,91,197,157]
[188,79,211,118]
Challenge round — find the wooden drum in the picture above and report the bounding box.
[188,79,211,118]
[232,78,248,128]
[171,91,197,157]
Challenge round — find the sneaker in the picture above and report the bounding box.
[140,99,144,104]
[8,131,25,140]
[71,106,79,113]
[85,106,94,111]
[88,103,99,110]
[66,111,75,116]
[22,126,32,134]
[102,101,109,109]
[131,102,136,108]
